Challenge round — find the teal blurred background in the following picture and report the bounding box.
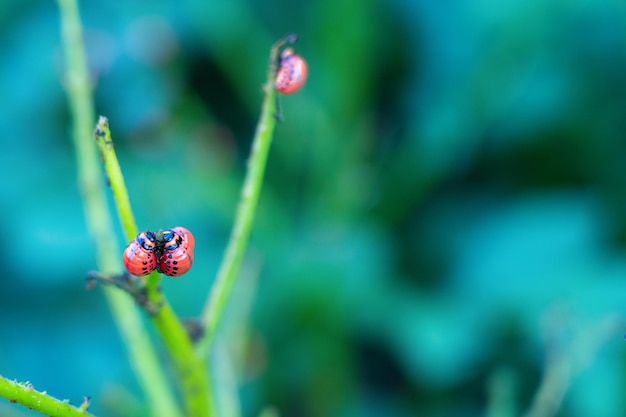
[2,0,626,416]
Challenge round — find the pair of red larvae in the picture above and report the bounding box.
[123,227,195,277]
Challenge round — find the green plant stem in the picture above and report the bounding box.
[0,376,95,417]
[56,2,183,417]
[93,116,138,241]
[199,35,293,353]
[521,315,622,417]
[95,117,214,417]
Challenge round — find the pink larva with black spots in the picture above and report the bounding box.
[122,231,158,276]
[157,227,195,277]
[275,47,308,95]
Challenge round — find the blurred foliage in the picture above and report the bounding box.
[1,0,626,416]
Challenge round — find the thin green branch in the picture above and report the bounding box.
[486,367,517,417]
[56,2,183,417]
[93,116,138,241]
[0,376,95,417]
[199,34,297,353]
[522,315,623,417]
[94,115,214,417]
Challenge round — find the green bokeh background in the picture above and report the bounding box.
[2,0,626,416]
